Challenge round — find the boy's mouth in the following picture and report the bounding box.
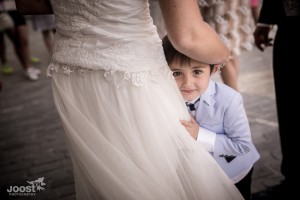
[181,89,196,94]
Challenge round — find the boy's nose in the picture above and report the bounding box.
[182,75,193,86]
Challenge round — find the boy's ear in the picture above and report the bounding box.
[211,65,219,76]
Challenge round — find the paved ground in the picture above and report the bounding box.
[0,20,283,200]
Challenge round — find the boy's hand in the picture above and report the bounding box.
[180,115,199,140]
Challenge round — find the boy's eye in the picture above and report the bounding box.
[172,71,182,77]
[194,70,202,75]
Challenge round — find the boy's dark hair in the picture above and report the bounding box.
[162,35,191,66]
[162,35,215,72]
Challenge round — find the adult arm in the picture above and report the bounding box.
[15,0,53,15]
[158,0,230,65]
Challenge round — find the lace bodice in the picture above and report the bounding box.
[48,0,168,85]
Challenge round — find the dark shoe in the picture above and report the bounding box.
[252,182,287,200]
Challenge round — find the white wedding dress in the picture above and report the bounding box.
[48,0,243,199]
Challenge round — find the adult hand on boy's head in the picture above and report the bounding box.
[180,115,199,140]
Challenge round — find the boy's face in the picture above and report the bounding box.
[169,59,217,101]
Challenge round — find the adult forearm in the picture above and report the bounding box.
[176,21,230,65]
[159,0,229,65]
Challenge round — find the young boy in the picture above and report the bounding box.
[163,36,260,200]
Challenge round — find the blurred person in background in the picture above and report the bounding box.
[0,0,41,81]
[31,14,55,55]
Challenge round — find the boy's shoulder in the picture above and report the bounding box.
[210,81,243,103]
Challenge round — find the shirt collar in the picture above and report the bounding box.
[186,95,201,104]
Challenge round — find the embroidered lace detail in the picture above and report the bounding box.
[47,35,170,87]
[48,63,173,88]
[49,35,164,68]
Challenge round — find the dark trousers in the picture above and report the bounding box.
[273,17,299,191]
[235,168,253,200]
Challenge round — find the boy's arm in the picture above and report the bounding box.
[182,92,254,157]
[214,92,253,156]
[197,128,216,153]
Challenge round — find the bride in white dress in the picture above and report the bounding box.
[16,0,243,199]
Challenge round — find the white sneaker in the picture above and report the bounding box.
[32,67,41,75]
[24,67,39,81]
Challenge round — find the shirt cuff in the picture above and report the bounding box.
[257,23,272,28]
[196,127,216,153]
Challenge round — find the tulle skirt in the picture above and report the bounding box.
[51,66,243,200]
